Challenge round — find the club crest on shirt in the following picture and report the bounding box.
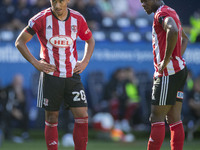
[71,25,77,33]
[49,35,73,48]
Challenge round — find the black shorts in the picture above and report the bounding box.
[151,66,188,105]
[37,72,87,111]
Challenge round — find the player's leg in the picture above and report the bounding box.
[166,67,188,150]
[166,101,182,124]
[147,76,172,150]
[147,105,171,150]
[70,107,88,150]
[65,74,88,150]
[166,101,184,150]
[37,73,65,150]
[45,110,59,150]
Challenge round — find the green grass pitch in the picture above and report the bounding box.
[1,139,200,150]
[1,129,199,150]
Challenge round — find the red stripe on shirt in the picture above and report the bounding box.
[173,59,181,73]
[73,41,78,61]
[38,17,50,63]
[65,18,72,77]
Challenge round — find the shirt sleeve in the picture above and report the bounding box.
[155,11,170,27]
[25,26,36,35]
[78,16,92,41]
[27,12,43,34]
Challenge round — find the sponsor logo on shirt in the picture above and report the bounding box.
[49,35,73,48]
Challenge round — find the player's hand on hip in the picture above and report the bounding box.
[158,61,165,73]
[158,58,171,73]
[35,59,57,74]
[73,61,88,74]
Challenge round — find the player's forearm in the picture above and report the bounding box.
[82,36,95,64]
[164,28,178,64]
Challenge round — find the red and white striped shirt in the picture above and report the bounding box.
[152,5,185,78]
[28,8,92,78]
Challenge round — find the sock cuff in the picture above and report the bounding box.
[75,117,88,124]
[152,122,165,126]
[169,120,182,128]
[45,121,58,127]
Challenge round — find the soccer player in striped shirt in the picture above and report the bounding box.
[140,0,189,150]
[15,0,95,150]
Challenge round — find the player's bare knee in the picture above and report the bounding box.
[71,107,88,118]
[149,113,158,123]
[46,115,58,123]
[45,111,59,123]
[150,112,166,123]
[73,111,88,118]
[166,114,180,124]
